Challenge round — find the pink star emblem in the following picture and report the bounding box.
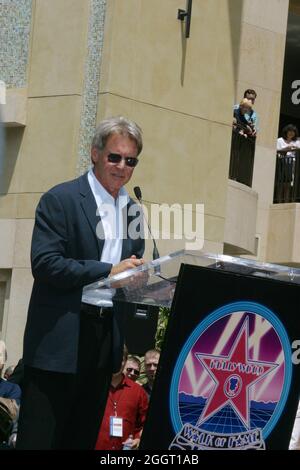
[196,317,278,429]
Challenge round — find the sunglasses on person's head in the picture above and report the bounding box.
[107,153,139,168]
[126,367,140,376]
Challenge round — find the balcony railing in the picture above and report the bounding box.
[229,130,256,188]
[273,149,300,203]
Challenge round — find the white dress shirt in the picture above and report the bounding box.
[87,168,129,265]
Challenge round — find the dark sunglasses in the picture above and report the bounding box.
[126,367,140,376]
[107,153,139,168]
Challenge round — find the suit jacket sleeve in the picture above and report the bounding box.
[134,386,149,439]
[31,191,112,289]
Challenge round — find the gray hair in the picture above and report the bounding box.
[144,348,161,360]
[92,116,143,155]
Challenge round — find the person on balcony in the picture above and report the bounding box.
[233,99,255,138]
[234,89,259,136]
[276,124,300,202]
[277,124,300,157]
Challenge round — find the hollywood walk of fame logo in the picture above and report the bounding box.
[169,302,292,450]
[195,317,278,429]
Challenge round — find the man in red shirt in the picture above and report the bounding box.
[95,346,148,450]
[123,356,141,382]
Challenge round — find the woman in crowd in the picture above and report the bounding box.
[276,124,300,202]
[277,124,300,156]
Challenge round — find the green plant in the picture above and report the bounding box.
[155,307,171,350]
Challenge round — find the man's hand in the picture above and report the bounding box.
[8,432,17,448]
[109,255,145,277]
[130,438,140,449]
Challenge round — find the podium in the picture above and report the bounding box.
[83,250,300,450]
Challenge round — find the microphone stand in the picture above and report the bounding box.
[134,187,161,275]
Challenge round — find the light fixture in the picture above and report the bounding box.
[177,0,193,38]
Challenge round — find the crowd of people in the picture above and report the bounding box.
[0,339,161,450]
[95,346,160,450]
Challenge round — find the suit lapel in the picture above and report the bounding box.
[79,173,105,259]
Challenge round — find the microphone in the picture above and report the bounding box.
[133,185,142,201]
[134,186,160,261]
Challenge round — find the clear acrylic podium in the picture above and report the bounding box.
[83,249,300,450]
[82,249,300,308]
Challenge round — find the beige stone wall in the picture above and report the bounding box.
[97,0,243,258]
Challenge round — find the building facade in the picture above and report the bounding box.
[0,0,295,363]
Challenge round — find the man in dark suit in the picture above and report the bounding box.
[16,116,145,449]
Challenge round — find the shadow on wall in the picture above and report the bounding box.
[0,125,24,195]
[180,0,243,87]
[228,0,243,82]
